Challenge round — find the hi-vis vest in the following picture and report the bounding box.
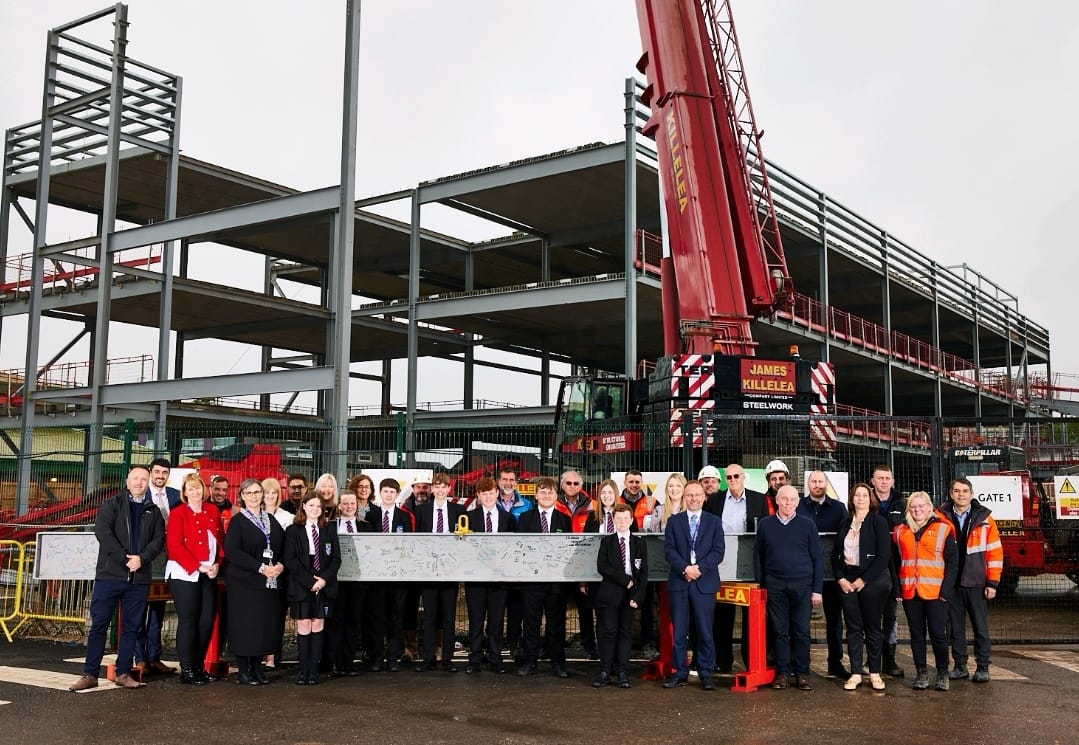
[895,518,954,600]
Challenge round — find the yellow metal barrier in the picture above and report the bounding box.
[0,540,26,642]
[10,541,92,639]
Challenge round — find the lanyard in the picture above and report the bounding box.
[241,508,271,548]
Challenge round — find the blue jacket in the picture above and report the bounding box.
[664,510,724,594]
[497,490,533,520]
[797,495,848,533]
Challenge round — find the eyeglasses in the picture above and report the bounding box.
[726,474,743,479]
[242,488,264,496]
[288,485,306,491]
[563,481,581,486]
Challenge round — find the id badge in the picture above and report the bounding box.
[690,550,696,565]
[263,548,274,561]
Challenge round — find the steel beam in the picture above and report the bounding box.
[405,189,420,466]
[623,78,638,378]
[415,277,625,321]
[107,186,340,252]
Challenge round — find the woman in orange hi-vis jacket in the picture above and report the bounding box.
[894,491,958,692]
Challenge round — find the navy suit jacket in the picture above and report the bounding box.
[414,500,466,533]
[665,510,724,594]
[467,506,515,533]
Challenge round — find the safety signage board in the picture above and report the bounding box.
[1055,476,1079,519]
[967,475,1023,521]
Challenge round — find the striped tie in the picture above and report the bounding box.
[540,511,549,534]
[437,508,444,534]
[311,525,321,572]
[382,510,389,533]
[620,536,627,570]
[486,511,493,533]
[346,519,354,534]
[606,512,614,533]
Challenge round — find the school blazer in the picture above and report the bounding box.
[282,522,341,602]
[414,501,466,533]
[594,532,648,608]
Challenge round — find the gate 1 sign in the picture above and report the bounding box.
[966,475,1023,521]
[1054,476,1079,519]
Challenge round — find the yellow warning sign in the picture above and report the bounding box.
[1054,476,1079,519]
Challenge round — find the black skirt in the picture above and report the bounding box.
[290,592,332,620]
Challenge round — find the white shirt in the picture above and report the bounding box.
[338,516,359,534]
[432,502,450,534]
[722,490,747,535]
[380,504,397,531]
[538,508,555,532]
[305,521,320,553]
[483,509,499,533]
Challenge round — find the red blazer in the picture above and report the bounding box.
[166,502,225,574]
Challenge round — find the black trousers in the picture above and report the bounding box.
[821,580,845,668]
[713,603,750,670]
[421,583,458,665]
[168,576,216,670]
[566,583,596,649]
[368,585,405,664]
[504,587,523,650]
[948,586,992,668]
[903,594,949,671]
[596,603,633,675]
[839,568,890,674]
[520,583,566,664]
[465,583,507,666]
[330,580,366,672]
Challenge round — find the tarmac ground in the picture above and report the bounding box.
[1,636,1076,745]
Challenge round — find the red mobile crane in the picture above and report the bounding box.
[555,0,834,474]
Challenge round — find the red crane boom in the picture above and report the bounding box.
[635,0,791,356]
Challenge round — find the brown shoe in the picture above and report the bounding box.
[149,660,176,675]
[771,674,789,689]
[113,673,144,689]
[135,661,150,677]
[68,674,98,692]
[796,675,813,691]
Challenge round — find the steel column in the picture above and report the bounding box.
[154,73,182,454]
[405,189,420,466]
[816,193,831,362]
[880,231,893,416]
[623,77,638,377]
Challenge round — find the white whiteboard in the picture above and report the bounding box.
[34,532,99,580]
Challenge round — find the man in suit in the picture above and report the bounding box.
[465,477,514,674]
[414,472,465,672]
[516,476,573,678]
[798,470,850,678]
[704,462,770,674]
[593,503,648,689]
[135,457,182,677]
[366,478,414,672]
[662,479,725,691]
[69,465,166,690]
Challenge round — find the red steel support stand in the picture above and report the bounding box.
[730,583,772,692]
[642,583,675,680]
[202,583,230,678]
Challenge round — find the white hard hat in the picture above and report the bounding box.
[698,465,720,480]
[764,459,789,476]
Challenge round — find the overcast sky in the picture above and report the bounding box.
[2,0,1077,408]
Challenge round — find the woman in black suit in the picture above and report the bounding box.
[224,478,286,685]
[593,503,648,689]
[832,482,893,691]
[283,493,341,685]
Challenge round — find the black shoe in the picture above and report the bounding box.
[584,646,600,661]
[307,673,320,685]
[253,666,268,685]
[592,672,610,688]
[387,663,401,672]
[179,668,206,686]
[617,673,631,689]
[662,675,688,688]
[295,673,308,686]
[194,669,214,684]
[330,668,348,677]
[236,672,259,686]
[827,665,850,679]
[516,663,537,677]
[552,664,570,678]
[492,663,507,674]
[416,662,434,672]
[701,677,715,691]
[714,665,733,674]
[442,664,458,673]
[465,665,478,674]
[369,663,384,673]
[948,666,969,680]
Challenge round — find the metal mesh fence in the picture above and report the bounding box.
[1,412,1077,645]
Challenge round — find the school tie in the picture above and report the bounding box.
[619,536,628,571]
[540,510,549,534]
[606,511,614,534]
[382,510,390,533]
[486,511,493,533]
[311,525,321,572]
[437,508,445,534]
[346,519,354,534]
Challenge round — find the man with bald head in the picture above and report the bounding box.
[705,463,769,673]
[755,485,823,690]
[797,470,849,678]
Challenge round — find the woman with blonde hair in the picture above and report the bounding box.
[657,473,687,531]
[894,491,958,691]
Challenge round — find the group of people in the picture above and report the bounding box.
[67,458,1002,695]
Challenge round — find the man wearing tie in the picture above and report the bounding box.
[328,490,370,676]
[593,503,648,689]
[516,476,572,678]
[135,457,182,677]
[465,477,514,674]
[662,479,725,691]
[414,473,465,672]
[365,478,414,672]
